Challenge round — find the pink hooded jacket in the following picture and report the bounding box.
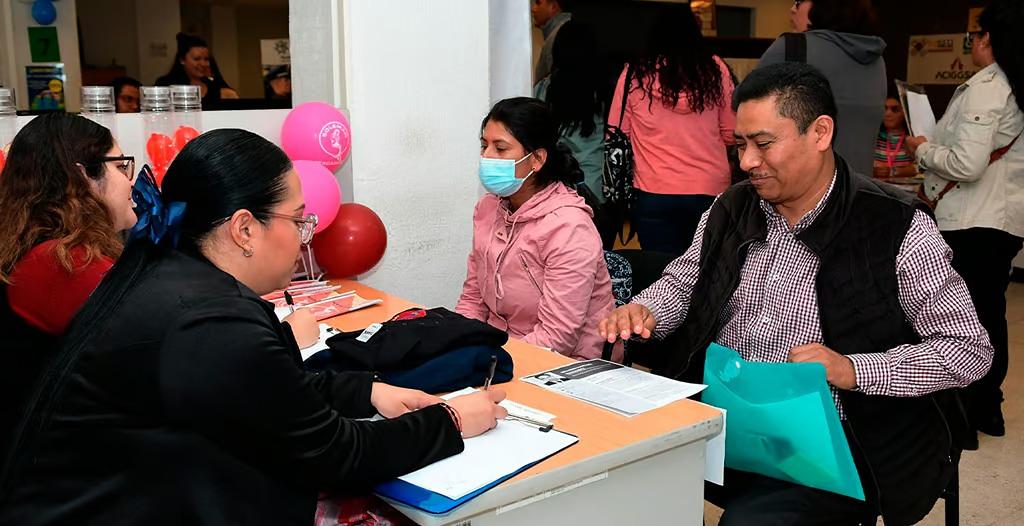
[455,182,616,360]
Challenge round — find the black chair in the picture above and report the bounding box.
[601,249,678,367]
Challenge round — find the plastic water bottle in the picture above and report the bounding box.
[80,86,117,139]
[140,86,174,185]
[170,84,202,154]
[0,88,16,174]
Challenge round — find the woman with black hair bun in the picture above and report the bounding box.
[456,97,619,362]
[0,129,507,524]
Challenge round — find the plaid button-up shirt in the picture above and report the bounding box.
[633,176,994,417]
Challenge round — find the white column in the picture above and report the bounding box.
[290,0,531,307]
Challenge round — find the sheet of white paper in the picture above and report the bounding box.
[522,360,706,416]
[300,324,335,361]
[445,387,556,423]
[702,405,726,486]
[501,400,556,423]
[581,365,706,406]
[398,390,577,500]
[905,90,937,139]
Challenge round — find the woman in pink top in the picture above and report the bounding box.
[456,97,619,361]
[608,4,736,255]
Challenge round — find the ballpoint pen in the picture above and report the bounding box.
[505,414,554,432]
[483,355,498,390]
[284,290,296,314]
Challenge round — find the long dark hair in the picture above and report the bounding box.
[0,114,121,283]
[546,20,604,138]
[482,97,583,190]
[161,129,292,250]
[631,4,724,114]
[980,0,1024,105]
[159,33,208,84]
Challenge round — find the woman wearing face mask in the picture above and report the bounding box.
[456,97,618,361]
[0,129,507,524]
[0,113,138,464]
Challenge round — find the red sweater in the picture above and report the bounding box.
[7,240,113,335]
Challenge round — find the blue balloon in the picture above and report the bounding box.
[32,0,57,26]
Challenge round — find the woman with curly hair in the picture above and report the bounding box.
[607,3,736,256]
[0,113,137,334]
[0,112,136,461]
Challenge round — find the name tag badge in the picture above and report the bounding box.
[356,323,383,343]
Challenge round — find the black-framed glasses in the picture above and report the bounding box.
[265,212,319,245]
[96,155,136,182]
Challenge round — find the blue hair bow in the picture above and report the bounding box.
[128,165,186,247]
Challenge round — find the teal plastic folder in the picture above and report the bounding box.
[702,343,864,500]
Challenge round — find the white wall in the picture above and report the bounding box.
[78,0,140,77]
[135,0,180,85]
[1,0,82,111]
[209,5,239,91]
[12,109,287,169]
[341,0,499,307]
[489,0,533,102]
[717,0,792,39]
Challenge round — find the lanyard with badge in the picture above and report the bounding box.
[885,133,906,177]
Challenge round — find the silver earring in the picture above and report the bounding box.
[242,247,254,257]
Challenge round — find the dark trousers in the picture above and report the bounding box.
[942,227,1024,424]
[705,469,874,526]
[632,190,715,256]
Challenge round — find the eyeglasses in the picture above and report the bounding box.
[264,212,318,245]
[793,0,807,6]
[96,155,136,182]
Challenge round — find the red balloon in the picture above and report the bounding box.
[0,150,6,175]
[146,133,176,171]
[311,203,387,278]
[173,126,200,151]
[152,164,168,187]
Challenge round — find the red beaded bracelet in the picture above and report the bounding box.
[440,403,463,435]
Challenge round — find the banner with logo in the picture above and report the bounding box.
[907,33,978,85]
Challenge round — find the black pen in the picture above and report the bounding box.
[483,355,498,390]
[284,290,296,314]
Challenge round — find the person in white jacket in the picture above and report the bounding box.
[906,0,1024,441]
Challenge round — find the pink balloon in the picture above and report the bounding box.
[293,160,341,233]
[281,102,351,171]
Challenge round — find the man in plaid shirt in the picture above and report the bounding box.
[600,63,992,525]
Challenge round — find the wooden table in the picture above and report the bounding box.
[325,280,723,526]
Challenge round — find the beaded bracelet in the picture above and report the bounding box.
[440,402,463,435]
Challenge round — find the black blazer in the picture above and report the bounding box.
[0,246,462,525]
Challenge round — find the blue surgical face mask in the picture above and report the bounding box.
[479,153,534,197]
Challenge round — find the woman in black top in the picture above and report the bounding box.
[155,33,240,105]
[0,129,506,525]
